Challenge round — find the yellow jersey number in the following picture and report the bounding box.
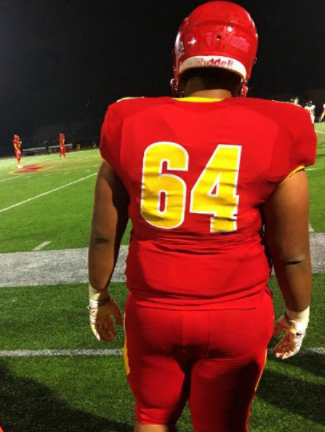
[140,142,241,232]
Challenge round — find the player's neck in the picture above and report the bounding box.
[185,89,233,99]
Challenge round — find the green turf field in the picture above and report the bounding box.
[0,150,131,253]
[0,138,324,432]
[308,122,325,232]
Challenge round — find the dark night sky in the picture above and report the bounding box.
[0,0,324,153]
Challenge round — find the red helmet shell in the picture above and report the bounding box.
[172,1,258,95]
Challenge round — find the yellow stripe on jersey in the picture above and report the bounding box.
[174,97,223,103]
[124,334,130,375]
[255,350,268,392]
[280,166,305,186]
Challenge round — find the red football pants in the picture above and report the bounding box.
[15,151,21,163]
[124,290,274,432]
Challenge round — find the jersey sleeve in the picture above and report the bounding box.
[266,107,317,188]
[99,105,121,174]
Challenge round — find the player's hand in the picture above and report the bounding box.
[89,298,123,342]
[273,314,308,360]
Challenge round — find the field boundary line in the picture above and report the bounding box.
[0,347,324,357]
[0,176,22,183]
[0,349,124,357]
[1,233,324,287]
[0,173,96,214]
[315,129,325,134]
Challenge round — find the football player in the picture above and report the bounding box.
[13,134,22,168]
[304,101,316,124]
[319,103,325,122]
[290,97,301,106]
[88,2,317,431]
[59,133,66,158]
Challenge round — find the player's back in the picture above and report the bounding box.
[100,96,316,309]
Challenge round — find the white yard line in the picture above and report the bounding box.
[0,176,23,183]
[33,241,52,251]
[0,173,96,214]
[0,347,323,357]
[42,165,59,171]
[315,129,325,134]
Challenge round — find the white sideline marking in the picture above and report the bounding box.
[1,233,325,288]
[33,241,51,251]
[0,349,124,357]
[0,347,323,357]
[0,173,96,214]
[315,129,325,134]
[0,176,22,183]
[309,223,314,233]
[42,165,57,171]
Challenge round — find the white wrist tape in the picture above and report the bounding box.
[286,306,310,323]
[89,297,111,309]
[89,283,109,302]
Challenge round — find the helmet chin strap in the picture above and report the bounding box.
[239,80,248,98]
[170,78,181,97]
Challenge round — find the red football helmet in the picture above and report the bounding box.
[171,1,258,97]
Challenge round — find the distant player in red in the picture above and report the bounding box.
[13,134,22,168]
[88,2,317,432]
[59,133,66,158]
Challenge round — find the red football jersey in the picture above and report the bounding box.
[100,97,317,309]
[13,138,20,151]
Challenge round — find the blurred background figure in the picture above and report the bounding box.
[319,103,325,122]
[59,133,66,158]
[304,101,316,124]
[44,139,49,155]
[13,134,22,168]
[290,97,301,106]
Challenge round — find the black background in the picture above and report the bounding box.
[0,0,323,152]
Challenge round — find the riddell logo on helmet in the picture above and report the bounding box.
[197,57,234,68]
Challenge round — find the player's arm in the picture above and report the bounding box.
[88,161,129,341]
[262,170,311,359]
